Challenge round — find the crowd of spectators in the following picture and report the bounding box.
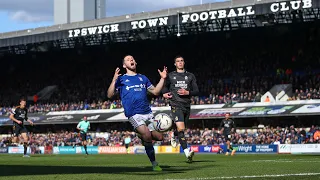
[1,86,320,115]
[1,24,320,115]
[1,125,319,148]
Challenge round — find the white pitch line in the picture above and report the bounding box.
[164,173,320,180]
[252,160,320,163]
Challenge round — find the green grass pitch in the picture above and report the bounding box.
[0,154,319,180]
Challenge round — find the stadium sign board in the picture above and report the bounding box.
[68,0,314,38]
[278,144,320,154]
[1,100,320,125]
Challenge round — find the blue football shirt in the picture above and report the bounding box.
[115,74,153,117]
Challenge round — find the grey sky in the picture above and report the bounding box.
[0,0,227,23]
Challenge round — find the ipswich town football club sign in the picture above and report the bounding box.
[68,0,313,38]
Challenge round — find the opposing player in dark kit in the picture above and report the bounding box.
[219,113,236,156]
[9,98,34,157]
[162,56,199,162]
[107,55,167,171]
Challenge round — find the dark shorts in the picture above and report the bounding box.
[171,106,190,123]
[224,134,232,141]
[80,133,87,141]
[125,144,129,149]
[13,124,28,137]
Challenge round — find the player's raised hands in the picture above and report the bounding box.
[112,67,122,81]
[158,66,167,79]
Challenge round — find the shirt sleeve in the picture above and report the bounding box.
[115,76,122,92]
[219,120,224,129]
[189,73,199,96]
[25,110,28,121]
[77,122,81,129]
[232,120,236,129]
[145,76,153,89]
[10,108,16,115]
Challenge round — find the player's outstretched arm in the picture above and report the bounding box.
[25,111,33,125]
[76,123,82,131]
[27,119,34,126]
[162,76,172,99]
[107,67,121,98]
[148,66,167,96]
[219,120,224,134]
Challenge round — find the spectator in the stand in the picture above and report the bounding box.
[273,137,281,145]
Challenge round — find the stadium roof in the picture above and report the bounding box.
[0,0,318,49]
[0,1,285,39]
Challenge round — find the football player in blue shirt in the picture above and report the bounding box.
[107,55,167,171]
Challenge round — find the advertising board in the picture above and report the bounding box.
[238,106,293,116]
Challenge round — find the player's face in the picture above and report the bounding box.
[20,100,26,108]
[123,56,137,71]
[225,113,230,119]
[83,117,87,121]
[175,57,185,70]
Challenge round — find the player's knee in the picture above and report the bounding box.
[176,124,185,132]
[140,133,152,142]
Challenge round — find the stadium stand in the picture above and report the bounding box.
[1,125,319,149]
[1,23,320,115]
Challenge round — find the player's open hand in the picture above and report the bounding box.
[158,66,167,79]
[163,93,172,99]
[177,88,189,96]
[113,67,122,81]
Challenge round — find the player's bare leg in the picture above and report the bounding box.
[226,140,236,156]
[176,122,194,163]
[21,133,30,157]
[136,125,162,171]
[11,136,19,146]
[151,130,163,141]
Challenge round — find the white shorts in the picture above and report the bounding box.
[128,113,155,131]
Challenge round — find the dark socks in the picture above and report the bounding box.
[143,142,155,163]
[178,131,187,149]
[23,142,28,155]
[84,145,88,154]
[174,130,178,137]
